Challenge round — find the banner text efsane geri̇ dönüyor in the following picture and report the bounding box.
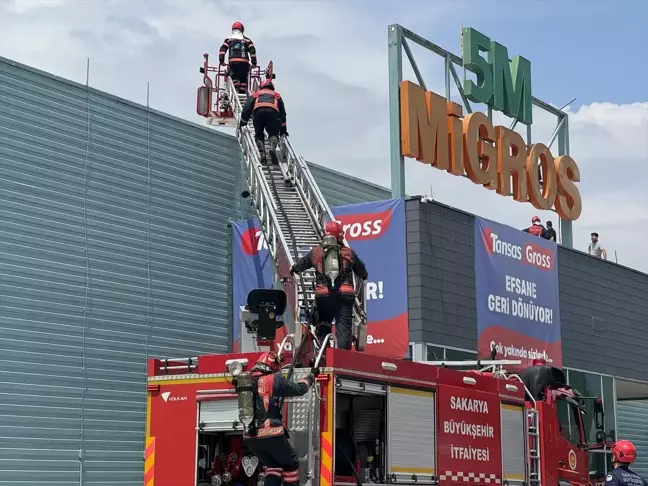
[474,216,562,368]
[231,198,409,358]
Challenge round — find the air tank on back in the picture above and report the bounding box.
[322,234,340,284]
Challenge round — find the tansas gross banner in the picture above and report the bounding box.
[230,219,274,353]
[474,216,562,369]
[230,197,409,358]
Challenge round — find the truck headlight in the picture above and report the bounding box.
[228,360,243,376]
[211,475,222,486]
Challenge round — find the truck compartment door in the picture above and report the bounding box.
[501,404,527,485]
[387,387,436,484]
[198,397,241,432]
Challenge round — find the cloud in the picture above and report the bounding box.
[0,0,646,272]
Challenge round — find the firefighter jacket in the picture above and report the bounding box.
[219,36,257,65]
[240,89,287,128]
[251,372,314,437]
[291,243,368,295]
[605,466,648,486]
[523,224,548,239]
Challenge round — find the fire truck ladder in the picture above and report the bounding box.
[223,73,367,351]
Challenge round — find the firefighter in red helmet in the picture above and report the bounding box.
[239,79,287,165]
[289,220,368,350]
[606,440,647,486]
[242,351,317,486]
[219,21,257,94]
[523,215,549,239]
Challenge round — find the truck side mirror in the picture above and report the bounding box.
[593,398,605,432]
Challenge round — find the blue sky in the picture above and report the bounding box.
[351,0,648,107]
[0,0,646,272]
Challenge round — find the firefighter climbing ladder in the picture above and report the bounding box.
[220,69,367,351]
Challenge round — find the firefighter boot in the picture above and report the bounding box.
[255,137,266,163]
[268,135,279,165]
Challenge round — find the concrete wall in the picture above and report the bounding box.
[405,198,648,382]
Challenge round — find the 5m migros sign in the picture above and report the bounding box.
[398,28,582,221]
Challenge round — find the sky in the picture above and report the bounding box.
[1,0,647,273]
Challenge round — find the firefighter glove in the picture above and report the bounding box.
[311,367,320,377]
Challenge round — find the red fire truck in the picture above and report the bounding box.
[145,299,609,486]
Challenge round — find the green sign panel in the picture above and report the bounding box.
[461,27,533,125]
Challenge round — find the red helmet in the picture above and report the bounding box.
[259,79,274,90]
[252,351,281,373]
[325,220,344,241]
[232,21,244,32]
[611,440,636,464]
[532,215,541,223]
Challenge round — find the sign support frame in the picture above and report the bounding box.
[387,24,573,248]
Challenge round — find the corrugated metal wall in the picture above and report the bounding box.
[617,400,648,476]
[0,57,242,485]
[0,57,398,483]
[307,161,391,206]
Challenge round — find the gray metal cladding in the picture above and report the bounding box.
[307,161,391,207]
[617,400,648,477]
[0,57,241,485]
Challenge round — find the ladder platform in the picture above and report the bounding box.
[206,114,237,128]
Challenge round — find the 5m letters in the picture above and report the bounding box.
[399,81,582,220]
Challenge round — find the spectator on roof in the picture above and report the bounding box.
[545,221,557,242]
[588,232,607,260]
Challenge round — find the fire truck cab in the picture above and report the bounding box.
[145,342,607,486]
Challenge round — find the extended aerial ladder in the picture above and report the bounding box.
[196,54,368,356]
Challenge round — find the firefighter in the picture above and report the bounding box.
[606,440,648,486]
[239,80,287,165]
[289,220,368,350]
[219,21,257,94]
[242,351,317,486]
[523,215,549,239]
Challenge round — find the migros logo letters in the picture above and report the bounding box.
[485,229,553,270]
[399,81,582,221]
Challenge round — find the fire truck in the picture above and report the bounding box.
[145,293,608,486]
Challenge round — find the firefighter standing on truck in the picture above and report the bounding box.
[606,440,648,486]
[289,220,368,350]
[241,351,317,486]
[239,79,287,165]
[219,21,257,94]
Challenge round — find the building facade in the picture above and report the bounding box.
[0,57,389,485]
[1,55,646,484]
[405,198,648,476]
